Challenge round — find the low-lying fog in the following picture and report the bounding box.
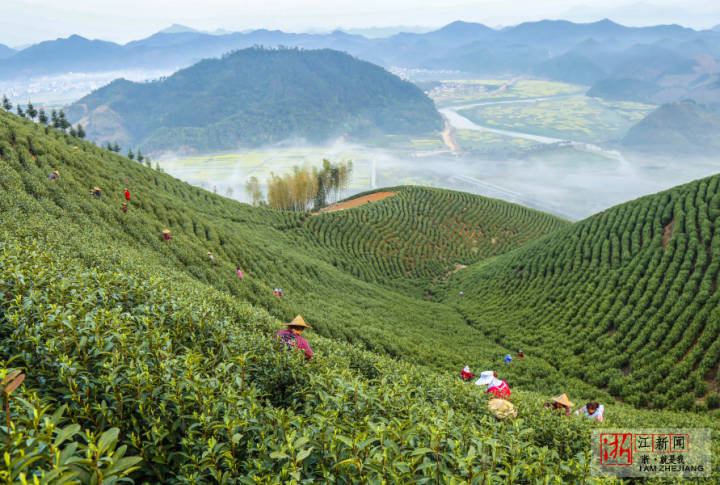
[159,143,720,221]
[1,70,174,106]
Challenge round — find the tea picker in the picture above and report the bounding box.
[544,394,574,417]
[460,365,474,380]
[275,315,314,360]
[475,370,511,398]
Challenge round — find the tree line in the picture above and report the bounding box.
[2,94,86,138]
[245,159,353,211]
[2,93,151,166]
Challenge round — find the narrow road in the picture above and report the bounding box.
[440,116,462,154]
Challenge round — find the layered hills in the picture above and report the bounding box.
[0,43,15,59]
[4,19,720,110]
[2,108,720,482]
[66,47,443,151]
[621,100,720,155]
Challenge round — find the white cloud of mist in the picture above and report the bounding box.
[158,141,720,221]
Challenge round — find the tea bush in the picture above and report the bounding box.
[448,173,720,411]
[0,236,618,484]
[2,109,720,483]
[302,186,566,294]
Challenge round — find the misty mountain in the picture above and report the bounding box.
[587,78,660,103]
[689,77,720,108]
[340,25,433,38]
[622,100,720,155]
[3,18,719,110]
[421,42,547,74]
[0,30,375,80]
[533,52,606,85]
[0,18,703,80]
[156,24,236,36]
[393,21,495,47]
[609,44,691,80]
[498,18,694,52]
[67,47,443,152]
[0,43,15,60]
[158,24,203,34]
[562,2,718,29]
[0,35,124,76]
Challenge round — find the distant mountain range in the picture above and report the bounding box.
[3,18,720,108]
[66,48,443,152]
[0,19,717,78]
[157,24,237,36]
[0,43,16,59]
[622,100,720,155]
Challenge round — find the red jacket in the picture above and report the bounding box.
[125,190,131,200]
[487,380,510,399]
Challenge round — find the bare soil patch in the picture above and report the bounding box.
[662,219,675,250]
[319,191,397,213]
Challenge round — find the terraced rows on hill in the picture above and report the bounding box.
[449,174,720,411]
[0,110,564,374]
[3,109,720,483]
[300,186,567,290]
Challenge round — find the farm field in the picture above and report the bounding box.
[2,109,720,482]
[457,95,655,143]
[359,132,446,151]
[454,128,540,153]
[431,79,586,107]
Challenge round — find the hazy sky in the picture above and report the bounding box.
[3,0,720,47]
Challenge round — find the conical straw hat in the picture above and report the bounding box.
[94,187,100,191]
[163,229,170,234]
[54,170,59,174]
[488,399,517,419]
[286,315,311,329]
[551,393,574,408]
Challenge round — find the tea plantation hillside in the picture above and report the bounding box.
[0,109,563,375]
[300,187,566,291]
[0,222,610,483]
[2,109,720,483]
[447,174,720,411]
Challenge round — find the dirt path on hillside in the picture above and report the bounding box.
[441,117,462,154]
[319,191,397,213]
[662,219,675,250]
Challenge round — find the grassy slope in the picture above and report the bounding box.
[0,110,565,375]
[0,109,711,483]
[446,173,720,411]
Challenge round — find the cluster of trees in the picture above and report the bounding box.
[2,94,86,138]
[2,94,155,167]
[248,159,353,211]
